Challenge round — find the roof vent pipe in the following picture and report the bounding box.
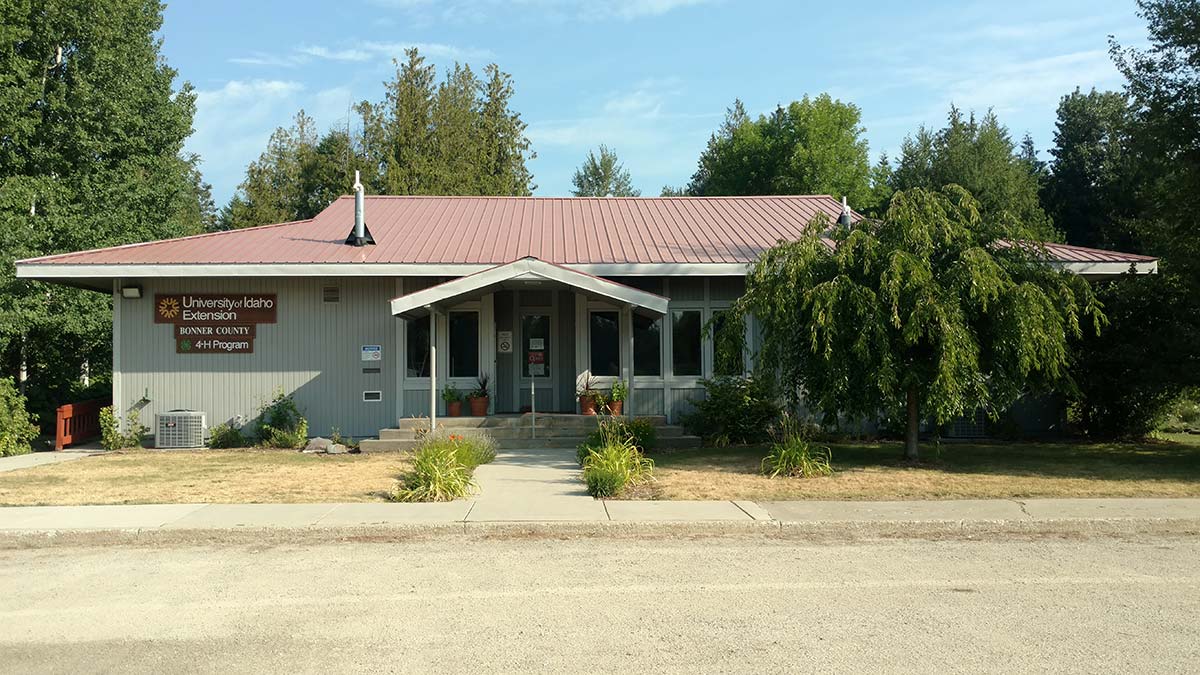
[837,196,852,228]
[345,170,375,246]
[353,171,366,245]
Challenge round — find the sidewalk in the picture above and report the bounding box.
[0,448,99,474]
[0,498,1196,533]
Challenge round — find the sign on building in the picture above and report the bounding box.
[155,293,277,355]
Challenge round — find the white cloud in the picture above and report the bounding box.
[231,41,493,68]
[366,0,716,22]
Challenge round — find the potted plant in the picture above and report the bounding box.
[608,379,628,416]
[467,374,490,416]
[442,384,463,417]
[577,376,602,415]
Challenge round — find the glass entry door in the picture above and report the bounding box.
[519,311,555,412]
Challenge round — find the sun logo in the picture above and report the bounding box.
[158,297,180,319]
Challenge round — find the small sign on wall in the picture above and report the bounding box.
[361,345,382,361]
[497,331,513,353]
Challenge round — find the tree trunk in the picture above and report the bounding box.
[18,334,27,397]
[904,385,920,462]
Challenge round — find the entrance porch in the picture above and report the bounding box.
[390,257,670,434]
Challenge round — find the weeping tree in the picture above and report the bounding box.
[724,185,1103,460]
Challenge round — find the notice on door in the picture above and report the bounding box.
[528,350,545,376]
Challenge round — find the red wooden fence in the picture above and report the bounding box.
[55,398,111,450]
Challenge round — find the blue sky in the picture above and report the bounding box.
[161,0,1147,207]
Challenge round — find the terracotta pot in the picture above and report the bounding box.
[468,396,489,416]
[579,395,597,415]
[608,400,624,416]
[446,400,463,417]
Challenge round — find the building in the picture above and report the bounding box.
[15,190,1158,441]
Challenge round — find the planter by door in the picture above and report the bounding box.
[608,400,624,416]
[468,396,490,416]
[447,401,463,417]
[579,395,597,415]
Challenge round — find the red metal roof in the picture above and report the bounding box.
[18,195,1156,267]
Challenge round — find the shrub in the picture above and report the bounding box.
[577,417,658,464]
[99,405,147,451]
[1159,393,1200,434]
[761,414,833,478]
[208,423,247,449]
[256,389,308,448]
[391,442,475,502]
[580,422,654,497]
[0,378,38,457]
[390,429,496,502]
[681,376,782,445]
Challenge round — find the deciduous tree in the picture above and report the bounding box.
[685,95,874,209]
[0,0,203,423]
[726,186,1100,460]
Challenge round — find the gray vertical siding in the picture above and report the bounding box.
[118,277,397,440]
[494,290,515,413]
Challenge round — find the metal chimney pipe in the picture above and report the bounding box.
[837,196,852,228]
[353,170,366,246]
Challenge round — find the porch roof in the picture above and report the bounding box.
[389,257,670,320]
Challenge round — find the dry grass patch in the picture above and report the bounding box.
[0,449,411,505]
[624,436,1200,501]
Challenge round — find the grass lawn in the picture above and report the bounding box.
[0,449,411,506]
[625,434,1200,501]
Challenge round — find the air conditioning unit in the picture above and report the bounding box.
[156,410,207,449]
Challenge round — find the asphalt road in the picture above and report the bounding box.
[2,535,1198,673]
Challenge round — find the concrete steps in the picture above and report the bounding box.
[358,414,701,453]
[358,435,702,453]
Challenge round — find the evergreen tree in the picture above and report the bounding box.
[222,47,537,225]
[1042,89,1138,250]
[0,0,203,423]
[891,107,1055,240]
[571,145,640,197]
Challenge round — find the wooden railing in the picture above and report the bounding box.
[55,398,111,450]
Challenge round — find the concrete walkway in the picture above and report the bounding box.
[0,449,99,474]
[0,498,1195,532]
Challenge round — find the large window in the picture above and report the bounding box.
[406,319,430,377]
[633,314,662,377]
[711,310,744,376]
[522,314,551,378]
[671,310,702,376]
[589,311,620,376]
[448,311,479,378]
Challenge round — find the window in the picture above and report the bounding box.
[711,310,744,377]
[633,314,662,377]
[671,310,702,376]
[406,319,430,377]
[448,311,479,378]
[522,314,551,378]
[589,311,620,376]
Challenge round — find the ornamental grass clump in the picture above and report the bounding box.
[390,429,497,502]
[580,419,655,497]
[761,414,833,479]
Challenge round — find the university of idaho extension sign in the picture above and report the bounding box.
[155,294,276,354]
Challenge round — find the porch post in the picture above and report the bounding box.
[622,305,633,417]
[429,309,437,431]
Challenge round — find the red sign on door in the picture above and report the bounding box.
[528,351,545,364]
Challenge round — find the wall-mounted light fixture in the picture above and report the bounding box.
[120,285,143,299]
